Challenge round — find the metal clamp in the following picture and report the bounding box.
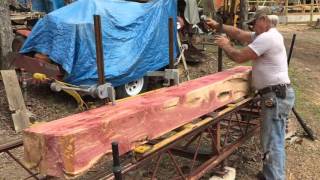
[164,69,179,85]
[50,82,116,104]
[146,68,180,87]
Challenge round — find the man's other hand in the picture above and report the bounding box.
[205,18,219,30]
[214,35,230,48]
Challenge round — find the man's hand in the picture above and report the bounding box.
[205,18,219,30]
[214,35,230,48]
[177,16,185,30]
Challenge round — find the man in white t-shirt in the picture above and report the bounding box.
[205,7,295,180]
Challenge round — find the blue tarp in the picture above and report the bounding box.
[17,0,65,13]
[21,0,177,86]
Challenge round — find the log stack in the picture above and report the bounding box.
[23,66,252,178]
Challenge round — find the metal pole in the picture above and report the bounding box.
[217,17,224,72]
[6,151,40,180]
[169,17,175,69]
[0,139,23,152]
[287,34,296,66]
[112,142,122,180]
[292,108,315,140]
[94,15,106,85]
[287,34,315,141]
[0,139,39,180]
[218,49,223,72]
[168,17,176,86]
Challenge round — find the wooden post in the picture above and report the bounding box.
[310,0,314,24]
[285,0,288,16]
[239,0,248,29]
[303,0,306,13]
[1,70,31,132]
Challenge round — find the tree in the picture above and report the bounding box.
[0,0,14,69]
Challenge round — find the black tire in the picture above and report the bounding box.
[115,77,148,99]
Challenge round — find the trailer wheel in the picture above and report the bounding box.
[115,77,148,99]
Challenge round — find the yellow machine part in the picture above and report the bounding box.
[33,73,47,81]
[134,145,152,154]
[32,73,88,110]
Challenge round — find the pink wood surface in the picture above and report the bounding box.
[23,66,251,177]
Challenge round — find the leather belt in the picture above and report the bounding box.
[258,84,291,96]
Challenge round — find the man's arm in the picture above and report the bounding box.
[221,44,258,63]
[215,36,258,63]
[205,19,253,44]
[221,25,253,44]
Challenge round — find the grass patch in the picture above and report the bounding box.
[289,66,320,121]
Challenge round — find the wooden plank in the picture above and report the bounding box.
[23,66,252,178]
[134,97,253,156]
[1,70,30,132]
[12,110,30,132]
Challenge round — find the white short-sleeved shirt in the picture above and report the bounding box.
[248,28,291,90]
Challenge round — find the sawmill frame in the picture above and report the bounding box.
[0,96,261,180]
[97,96,261,180]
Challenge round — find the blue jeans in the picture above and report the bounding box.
[260,87,295,180]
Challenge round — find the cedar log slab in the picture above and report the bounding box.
[23,66,252,178]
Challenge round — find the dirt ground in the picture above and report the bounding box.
[0,24,319,180]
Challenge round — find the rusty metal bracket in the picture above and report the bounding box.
[0,139,40,180]
[11,54,63,80]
